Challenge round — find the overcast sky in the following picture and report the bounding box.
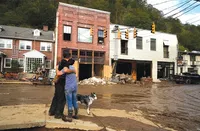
[146,0,200,25]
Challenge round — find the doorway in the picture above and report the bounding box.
[79,64,92,80]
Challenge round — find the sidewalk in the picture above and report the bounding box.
[0,104,102,130]
[0,79,32,84]
[0,104,175,131]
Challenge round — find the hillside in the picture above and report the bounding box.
[0,0,200,51]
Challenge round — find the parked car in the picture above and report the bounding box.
[174,72,200,84]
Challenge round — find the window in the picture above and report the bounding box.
[163,45,169,58]
[45,60,51,69]
[98,29,104,44]
[78,27,92,43]
[0,38,12,49]
[150,38,156,51]
[190,55,196,61]
[19,40,32,50]
[63,25,71,41]
[4,58,12,68]
[40,42,52,51]
[18,58,24,68]
[121,40,128,55]
[136,37,143,49]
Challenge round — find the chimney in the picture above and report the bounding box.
[43,25,48,31]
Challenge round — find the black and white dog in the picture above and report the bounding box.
[76,92,97,115]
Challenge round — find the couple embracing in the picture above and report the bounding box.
[49,49,78,122]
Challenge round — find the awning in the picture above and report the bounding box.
[163,40,170,46]
[23,50,45,58]
[0,51,6,57]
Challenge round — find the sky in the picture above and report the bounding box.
[146,0,200,26]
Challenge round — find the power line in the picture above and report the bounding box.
[174,3,200,18]
[163,0,192,16]
[152,0,176,6]
[185,14,200,22]
[168,1,197,17]
[189,18,200,24]
[162,0,190,11]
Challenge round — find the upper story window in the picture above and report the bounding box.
[63,25,71,41]
[98,29,104,44]
[33,29,41,37]
[121,40,128,55]
[0,38,12,49]
[19,40,32,50]
[136,36,143,49]
[4,58,12,68]
[163,45,169,58]
[150,38,156,51]
[78,27,92,43]
[40,42,52,51]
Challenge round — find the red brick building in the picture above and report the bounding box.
[55,3,111,80]
[0,25,54,73]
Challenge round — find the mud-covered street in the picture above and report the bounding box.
[0,82,200,131]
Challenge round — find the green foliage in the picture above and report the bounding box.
[179,44,188,52]
[0,0,200,50]
[11,60,20,73]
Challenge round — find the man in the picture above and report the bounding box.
[49,49,75,119]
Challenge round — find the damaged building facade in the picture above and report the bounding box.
[55,3,111,80]
[110,24,178,82]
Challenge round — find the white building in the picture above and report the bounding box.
[177,51,200,75]
[109,24,178,82]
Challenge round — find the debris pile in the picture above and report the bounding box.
[140,77,153,85]
[111,73,134,84]
[78,77,116,85]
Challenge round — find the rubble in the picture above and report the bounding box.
[111,73,134,84]
[78,74,134,85]
[78,77,116,85]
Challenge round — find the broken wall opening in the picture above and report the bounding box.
[79,64,92,80]
[94,64,103,77]
[157,62,174,79]
[136,61,151,81]
[116,61,132,75]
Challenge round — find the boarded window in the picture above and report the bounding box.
[78,27,92,43]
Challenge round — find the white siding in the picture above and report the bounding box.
[110,24,178,82]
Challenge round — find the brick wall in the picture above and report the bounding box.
[57,3,110,65]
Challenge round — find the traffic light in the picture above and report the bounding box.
[90,27,94,36]
[125,29,129,39]
[133,28,137,38]
[104,28,107,38]
[117,29,121,39]
[151,22,155,34]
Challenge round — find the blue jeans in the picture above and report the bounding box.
[65,88,78,110]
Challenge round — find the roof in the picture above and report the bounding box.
[179,51,200,55]
[59,2,110,15]
[0,51,6,57]
[23,50,45,58]
[0,25,54,42]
